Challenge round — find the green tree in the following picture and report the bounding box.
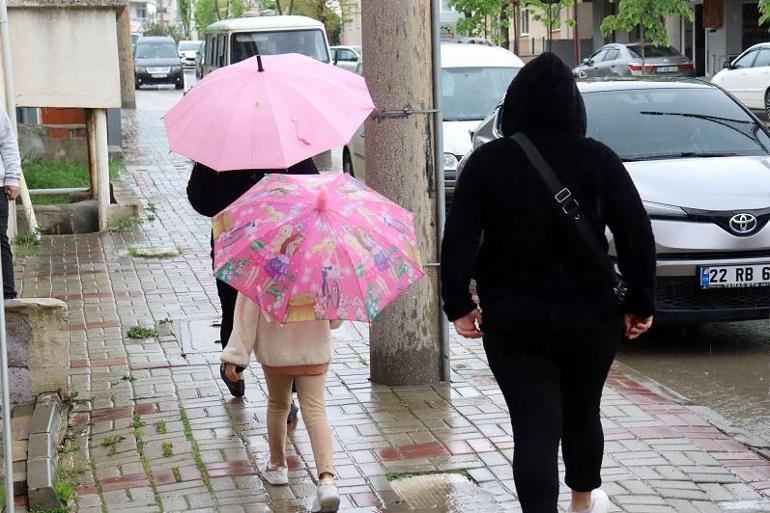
[521,0,580,51]
[194,0,219,33]
[143,22,183,41]
[230,0,246,18]
[759,0,770,29]
[292,0,342,44]
[448,0,509,46]
[178,0,192,37]
[600,0,693,63]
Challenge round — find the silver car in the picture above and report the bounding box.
[574,43,695,78]
[465,79,770,322]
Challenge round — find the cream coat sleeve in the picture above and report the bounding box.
[220,293,261,368]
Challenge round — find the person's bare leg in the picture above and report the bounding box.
[571,490,592,510]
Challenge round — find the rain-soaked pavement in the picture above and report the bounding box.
[618,320,770,441]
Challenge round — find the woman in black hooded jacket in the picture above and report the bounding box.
[441,53,656,513]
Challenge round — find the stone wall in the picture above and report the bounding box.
[6,299,69,406]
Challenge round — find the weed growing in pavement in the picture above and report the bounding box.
[154,421,167,434]
[127,326,158,339]
[87,458,107,513]
[162,442,174,457]
[146,202,158,221]
[172,467,182,483]
[158,317,173,325]
[64,427,88,442]
[13,229,41,257]
[100,435,125,456]
[110,216,142,233]
[131,415,144,430]
[385,469,473,482]
[133,412,164,511]
[180,407,212,491]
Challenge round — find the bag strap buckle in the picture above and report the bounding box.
[555,188,572,204]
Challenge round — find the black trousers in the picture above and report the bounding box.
[0,200,15,299]
[483,326,616,513]
[216,278,237,349]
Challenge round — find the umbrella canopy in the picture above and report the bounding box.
[164,53,375,171]
[213,173,424,323]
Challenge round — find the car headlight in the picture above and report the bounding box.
[643,201,687,219]
[172,65,182,72]
[443,153,459,171]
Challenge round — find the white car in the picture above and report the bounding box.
[331,45,361,72]
[343,42,524,200]
[712,42,770,117]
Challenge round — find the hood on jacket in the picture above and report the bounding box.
[500,52,586,137]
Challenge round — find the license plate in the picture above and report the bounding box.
[657,66,679,73]
[700,264,770,289]
[151,73,168,78]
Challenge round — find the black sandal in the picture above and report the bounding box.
[220,363,245,397]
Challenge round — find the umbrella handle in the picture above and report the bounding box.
[257,54,264,72]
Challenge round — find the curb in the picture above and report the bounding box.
[613,360,770,454]
[26,393,64,510]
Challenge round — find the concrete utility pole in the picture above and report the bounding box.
[117,6,136,109]
[362,0,441,385]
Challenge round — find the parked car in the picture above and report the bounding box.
[343,42,524,203]
[195,41,206,79]
[464,78,770,322]
[573,43,695,78]
[134,36,184,89]
[711,43,770,118]
[178,40,203,68]
[331,45,361,72]
[131,32,141,53]
[202,15,331,78]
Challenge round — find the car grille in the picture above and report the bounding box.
[657,276,770,312]
[147,67,171,74]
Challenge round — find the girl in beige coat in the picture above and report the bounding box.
[221,293,341,513]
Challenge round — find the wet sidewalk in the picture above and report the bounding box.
[11,90,770,513]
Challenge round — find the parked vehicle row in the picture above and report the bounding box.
[573,43,695,78]
[712,43,770,118]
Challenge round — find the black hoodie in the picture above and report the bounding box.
[440,53,656,333]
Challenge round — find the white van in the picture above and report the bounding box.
[203,15,331,77]
[343,43,524,195]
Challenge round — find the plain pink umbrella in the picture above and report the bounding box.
[163,53,375,171]
[212,173,425,323]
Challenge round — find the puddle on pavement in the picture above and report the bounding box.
[617,320,770,440]
[389,473,499,512]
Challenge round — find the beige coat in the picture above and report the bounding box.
[221,293,339,375]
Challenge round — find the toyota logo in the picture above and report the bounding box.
[729,213,758,235]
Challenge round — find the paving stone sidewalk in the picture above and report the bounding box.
[10,91,770,513]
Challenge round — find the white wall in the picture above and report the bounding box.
[8,8,122,108]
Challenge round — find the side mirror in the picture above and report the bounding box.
[469,130,476,142]
[723,60,734,69]
[582,58,590,65]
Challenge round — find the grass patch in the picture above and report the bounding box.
[172,467,182,483]
[154,421,167,434]
[131,415,144,430]
[100,435,125,456]
[110,216,142,233]
[162,442,173,457]
[13,229,40,257]
[0,486,5,510]
[22,157,123,206]
[133,412,163,512]
[180,407,212,491]
[127,326,158,339]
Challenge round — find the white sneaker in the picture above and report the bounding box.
[570,489,609,513]
[260,463,288,486]
[311,481,340,512]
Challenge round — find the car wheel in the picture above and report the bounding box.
[342,148,354,177]
[175,80,184,90]
[765,89,770,121]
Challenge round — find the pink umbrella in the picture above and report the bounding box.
[163,54,375,171]
[212,173,425,323]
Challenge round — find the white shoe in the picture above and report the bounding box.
[311,481,340,512]
[570,489,609,513]
[260,463,288,486]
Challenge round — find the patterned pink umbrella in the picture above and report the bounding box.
[212,173,424,323]
[163,54,375,171]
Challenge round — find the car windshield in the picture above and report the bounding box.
[442,67,519,121]
[178,42,201,51]
[584,88,770,161]
[136,42,178,59]
[231,30,329,64]
[627,45,680,59]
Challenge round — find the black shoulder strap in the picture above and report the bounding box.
[510,132,609,266]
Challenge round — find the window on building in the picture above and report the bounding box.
[521,8,530,36]
[135,5,146,18]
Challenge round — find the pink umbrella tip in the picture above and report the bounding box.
[315,189,329,212]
